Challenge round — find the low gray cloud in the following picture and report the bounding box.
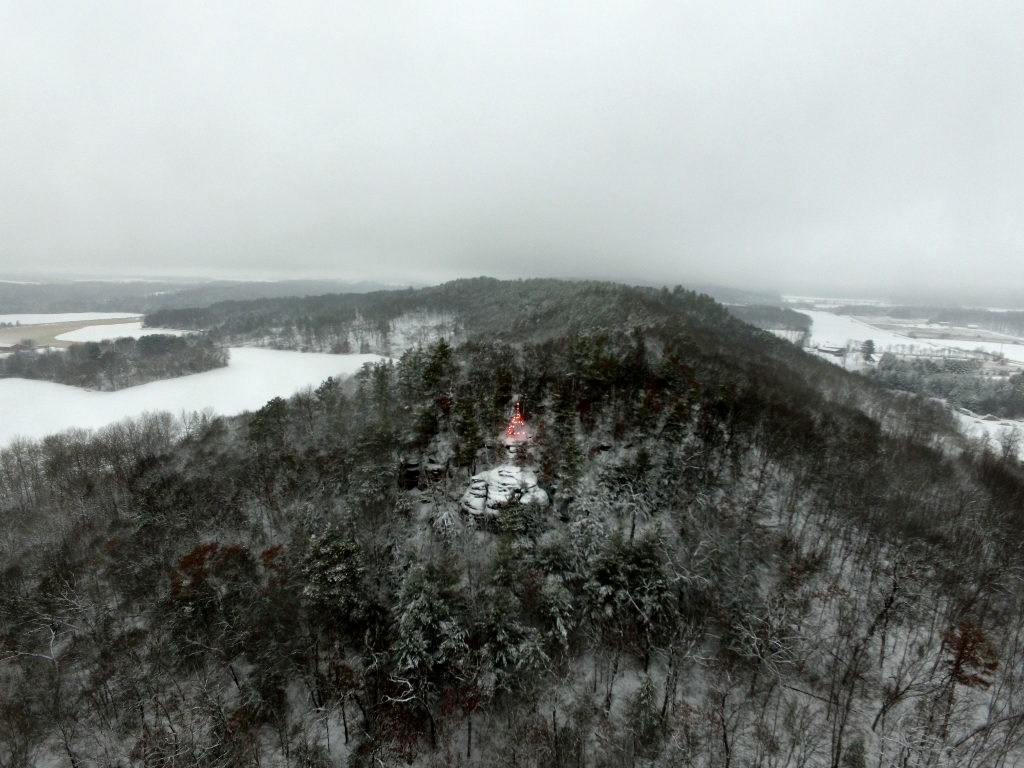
[2,1,1022,298]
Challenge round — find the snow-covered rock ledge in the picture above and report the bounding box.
[460,464,549,516]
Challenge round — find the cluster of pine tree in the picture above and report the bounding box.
[2,280,1024,766]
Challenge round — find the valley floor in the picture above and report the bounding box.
[0,347,382,446]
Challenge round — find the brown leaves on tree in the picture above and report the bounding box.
[941,620,999,689]
[169,542,255,600]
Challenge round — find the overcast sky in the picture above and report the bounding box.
[2,1,1022,297]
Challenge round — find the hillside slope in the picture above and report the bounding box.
[3,279,1023,767]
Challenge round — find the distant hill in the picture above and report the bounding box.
[0,278,411,313]
[147,277,772,351]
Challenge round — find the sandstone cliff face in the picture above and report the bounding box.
[460,464,549,516]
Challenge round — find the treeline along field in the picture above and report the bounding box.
[0,333,227,390]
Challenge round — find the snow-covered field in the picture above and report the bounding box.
[954,410,1024,457]
[796,310,1024,456]
[54,321,190,342]
[0,312,140,325]
[783,295,889,308]
[801,310,941,352]
[801,310,1024,363]
[0,348,381,447]
[933,338,1024,364]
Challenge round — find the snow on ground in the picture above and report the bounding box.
[801,310,1024,365]
[385,312,460,355]
[931,338,1024,364]
[783,295,889,308]
[0,348,381,447]
[767,329,804,343]
[461,464,549,516]
[790,310,1024,457]
[800,310,942,352]
[54,322,191,342]
[0,312,140,325]
[954,410,1024,458]
[341,311,460,356]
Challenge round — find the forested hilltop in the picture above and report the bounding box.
[144,278,771,355]
[4,279,1024,767]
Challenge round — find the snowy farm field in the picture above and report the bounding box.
[0,348,381,447]
[801,310,943,353]
[0,312,140,325]
[54,321,191,343]
[801,309,1024,359]
[933,337,1024,364]
[795,309,1024,457]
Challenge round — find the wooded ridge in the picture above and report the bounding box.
[2,279,1022,767]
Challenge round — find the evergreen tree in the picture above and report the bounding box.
[301,528,368,636]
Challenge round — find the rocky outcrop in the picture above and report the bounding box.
[460,464,549,517]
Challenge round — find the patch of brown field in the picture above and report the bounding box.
[0,317,143,348]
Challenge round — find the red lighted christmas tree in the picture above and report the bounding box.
[504,402,528,441]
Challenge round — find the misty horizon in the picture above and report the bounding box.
[5,269,1024,310]
[3,2,1023,300]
